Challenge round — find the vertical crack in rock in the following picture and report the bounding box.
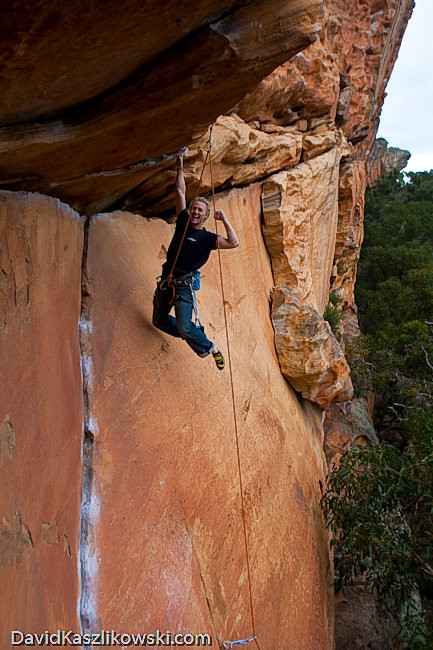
[78,215,100,638]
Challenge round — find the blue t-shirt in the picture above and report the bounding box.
[162,209,217,278]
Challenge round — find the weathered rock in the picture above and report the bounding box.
[335,585,399,650]
[81,188,333,647]
[236,0,414,162]
[0,0,414,221]
[0,0,249,125]
[0,192,83,638]
[330,158,367,322]
[323,398,378,465]
[124,114,303,218]
[340,306,361,346]
[368,137,411,184]
[336,83,353,125]
[0,0,417,644]
[328,0,415,151]
[235,38,341,124]
[261,145,347,315]
[302,128,341,161]
[271,286,353,405]
[0,0,321,214]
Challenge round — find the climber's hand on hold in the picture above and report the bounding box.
[175,154,186,215]
[216,211,239,249]
[215,210,226,222]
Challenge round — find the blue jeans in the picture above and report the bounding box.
[152,279,213,357]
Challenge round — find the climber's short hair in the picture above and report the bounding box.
[190,196,210,216]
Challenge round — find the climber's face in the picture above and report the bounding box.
[190,200,209,229]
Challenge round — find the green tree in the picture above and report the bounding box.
[324,170,433,645]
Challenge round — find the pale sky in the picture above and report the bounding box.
[377,0,433,172]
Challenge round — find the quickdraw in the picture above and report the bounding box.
[223,636,257,648]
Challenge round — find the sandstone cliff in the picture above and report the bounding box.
[0,1,414,648]
[368,137,411,184]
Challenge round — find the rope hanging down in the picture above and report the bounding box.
[209,128,261,650]
[167,126,260,649]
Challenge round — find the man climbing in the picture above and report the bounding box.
[152,153,239,369]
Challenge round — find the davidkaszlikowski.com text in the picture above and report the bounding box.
[11,629,213,646]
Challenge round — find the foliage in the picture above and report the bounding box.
[324,170,433,645]
[352,170,433,436]
[324,290,342,336]
[346,322,433,435]
[357,173,433,336]
[323,411,433,647]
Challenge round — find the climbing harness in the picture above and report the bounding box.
[157,271,202,327]
[164,125,260,650]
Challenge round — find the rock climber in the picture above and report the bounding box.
[152,153,239,370]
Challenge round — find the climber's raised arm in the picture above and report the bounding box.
[175,154,186,217]
[215,210,239,249]
[153,160,237,372]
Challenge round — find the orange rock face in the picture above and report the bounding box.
[0,0,321,214]
[0,0,416,645]
[80,191,333,647]
[327,0,414,146]
[368,137,411,184]
[272,286,353,405]
[261,144,347,315]
[330,159,367,320]
[235,38,340,124]
[0,192,83,640]
[125,114,303,218]
[0,0,251,125]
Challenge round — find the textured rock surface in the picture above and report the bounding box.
[0,192,83,639]
[261,145,346,315]
[0,0,416,644]
[328,0,414,149]
[82,191,333,647]
[324,398,378,465]
[235,0,414,152]
[125,114,303,218]
[0,0,413,217]
[0,0,321,214]
[335,586,398,649]
[235,38,340,124]
[330,158,367,330]
[0,0,250,124]
[368,137,411,184]
[271,286,353,405]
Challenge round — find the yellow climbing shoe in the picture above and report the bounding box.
[212,350,225,370]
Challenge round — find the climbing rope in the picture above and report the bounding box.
[165,138,212,305]
[209,140,261,650]
[166,125,260,649]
